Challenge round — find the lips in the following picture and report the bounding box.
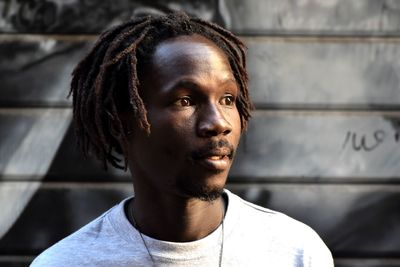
[207,155,225,160]
[191,149,233,171]
[189,139,235,172]
[199,154,230,171]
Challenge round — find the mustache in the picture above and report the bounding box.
[191,139,235,160]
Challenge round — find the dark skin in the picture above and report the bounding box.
[123,34,242,242]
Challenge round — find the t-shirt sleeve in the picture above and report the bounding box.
[30,246,75,267]
[303,229,334,267]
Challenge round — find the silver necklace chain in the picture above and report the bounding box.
[128,200,225,267]
[219,218,224,266]
[129,206,156,266]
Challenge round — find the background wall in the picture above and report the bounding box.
[1,0,400,266]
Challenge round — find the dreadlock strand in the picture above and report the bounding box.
[127,53,151,133]
[104,69,128,169]
[108,96,130,170]
[102,19,152,67]
[93,66,112,153]
[92,25,153,158]
[106,26,153,67]
[229,60,251,129]
[77,43,111,153]
[74,16,151,76]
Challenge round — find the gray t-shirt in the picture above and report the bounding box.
[31,189,334,266]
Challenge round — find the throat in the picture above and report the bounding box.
[127,194,227,242]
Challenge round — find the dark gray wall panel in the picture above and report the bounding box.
[227,0,400,35]
[0,108,71,239]
[2,110,399,182]
[0,108,125,181]
[335,258,400,267]
[231,111,400,181]
[2,1,400,35]
[0,0,226,33]
[246,38,400,108]
[1,182,400,257]
[0,36,88,107]
[0,182,131,254]
[43,124,127,181]
[2,36,400,108]
[0,108,71,180]
[0,256,33,267]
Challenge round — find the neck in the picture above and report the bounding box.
[128,189,226,242]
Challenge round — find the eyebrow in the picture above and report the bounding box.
[166,78,238,93]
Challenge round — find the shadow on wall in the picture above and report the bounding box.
[327,192,400,257]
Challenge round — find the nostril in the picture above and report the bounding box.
[222,128,231,135]
[197,120,232,137]
[197,106,233,137]
[199,127,218,137]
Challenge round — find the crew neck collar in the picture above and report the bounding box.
[107,189,240,261]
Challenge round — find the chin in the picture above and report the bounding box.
[176,174,226,202]
[192,186,224,202]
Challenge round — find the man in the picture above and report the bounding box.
[31,12,333,266]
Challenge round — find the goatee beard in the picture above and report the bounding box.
[176,179,224,202]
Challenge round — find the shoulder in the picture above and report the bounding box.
[30,199,133,266]
[225,190,334,266]
[226,189,306,229]
[226,189,317,232]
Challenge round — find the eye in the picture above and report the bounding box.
[174,96,193,107]
[220,95,235,106]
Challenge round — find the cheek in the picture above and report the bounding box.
[147,111,196,155]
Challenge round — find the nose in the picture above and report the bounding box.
[197,104,232,137]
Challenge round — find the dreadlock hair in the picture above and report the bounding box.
[69,11,253,171]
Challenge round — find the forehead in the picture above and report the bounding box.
[144,34,235,90]
[153,34,226,62]
[148,34,234,81]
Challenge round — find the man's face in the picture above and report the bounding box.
[127,34,242,201]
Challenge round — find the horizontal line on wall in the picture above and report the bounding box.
[250,109,400,118]
[0,255,35,262]
[333,254,400,259]
[2,179,400,186]
[2,33,400,43]
[335,257,400,261]
[251,109,400,117]
[1,104,400,114]
[238,30,400,40]
[0,102,72,108]
[0,33,96,41]
[226,178,400,185]
[253,103,400,113]
[0,181,134,189]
